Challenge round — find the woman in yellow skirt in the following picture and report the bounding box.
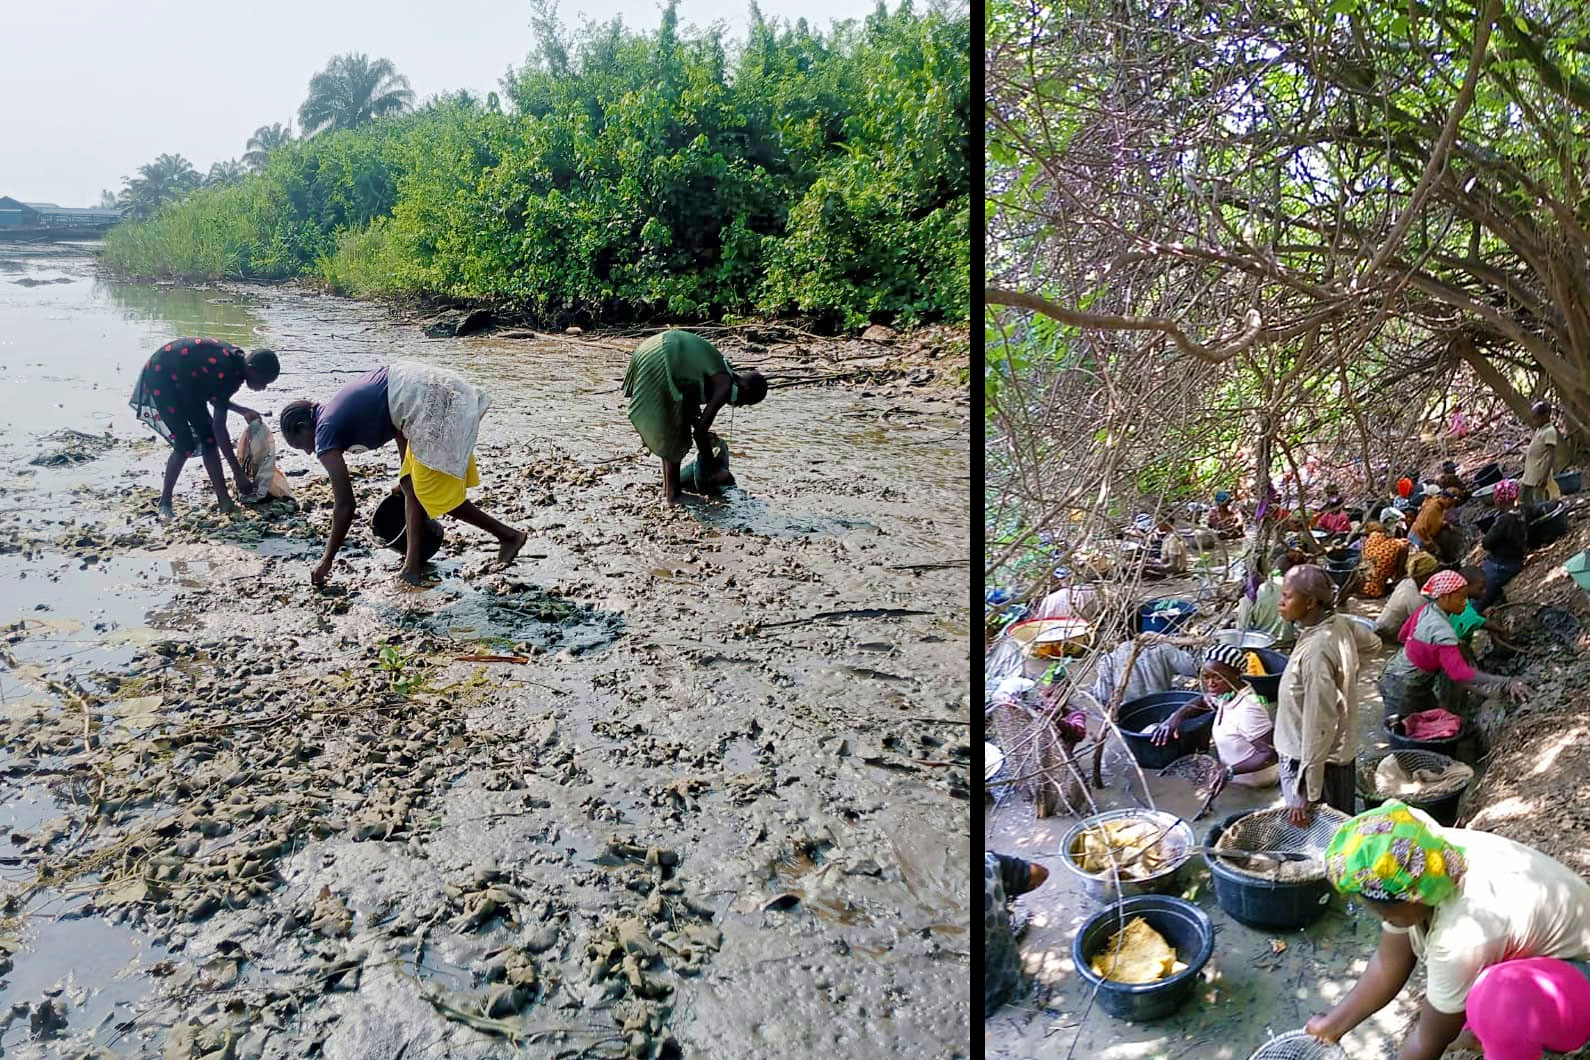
[280,361,527,586]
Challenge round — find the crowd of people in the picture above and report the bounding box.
[987,403,1590,1058]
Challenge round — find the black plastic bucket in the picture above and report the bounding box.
[1385,719,1474,765]
[1529,502,1571,548]
[1072,895,1213,1022]
[1202,812,1334,930]
[370,493,446,563]
[1244,648,1288,702]
[1473,462,1504,489]
[1556,471,1583,496]
[1117,691,1214,769]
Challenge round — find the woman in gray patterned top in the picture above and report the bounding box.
[985,852,1050,1014]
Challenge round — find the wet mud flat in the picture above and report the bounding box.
[0,254,972,1059]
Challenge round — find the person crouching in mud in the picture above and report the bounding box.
[622,330,767,504]
[129,338,279,519]
[278,361,528,587]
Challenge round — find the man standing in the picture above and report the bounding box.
[1521,402,1561,506]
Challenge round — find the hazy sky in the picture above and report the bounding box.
[0,0,885,207]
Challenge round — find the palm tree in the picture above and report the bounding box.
[243,123,294,171]
[205,159,246,187]
[97,190,118,209]
[297,54,415,136]
[116,153,201,220]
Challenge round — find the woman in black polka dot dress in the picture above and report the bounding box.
[128,338,279,518]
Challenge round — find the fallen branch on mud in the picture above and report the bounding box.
[755,608,931,631]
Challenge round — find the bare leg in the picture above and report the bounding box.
[445,500,527,566]
[159,450,187,519]
[199,446,235,513]
[398,475,428,584]
[662,459,682,505]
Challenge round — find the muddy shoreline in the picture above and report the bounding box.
[0,243,972,1059]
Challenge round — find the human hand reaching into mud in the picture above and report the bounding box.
[311,560,332,587]
[1506,679,1532,702]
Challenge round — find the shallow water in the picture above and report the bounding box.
[0,241,971,1057]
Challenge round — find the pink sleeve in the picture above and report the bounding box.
[1435,644,1476,683]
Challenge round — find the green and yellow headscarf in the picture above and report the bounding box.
[1324,801,1468,906]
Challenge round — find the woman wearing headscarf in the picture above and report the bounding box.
[1303,802,1590,1060]
[984,852,1051,1015]
[1207,490,1243,539]
[1273,564,1379,825]
[622,330,768,504]
[1357,520,1409,599]
[278,361,528,587]
[1478,479,1528,613]
[1377,569,1530,727]
[1148,644,1278,791]
[1374,550,1441,640]
[129,338,280,519]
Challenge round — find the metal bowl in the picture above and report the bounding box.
[1060,808,1195,902]
[1213,629,1276,650]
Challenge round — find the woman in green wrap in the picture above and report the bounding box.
[622,330,768,504]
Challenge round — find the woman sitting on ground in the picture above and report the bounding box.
[622,330,768,504]
[129,338,280,519]
[1374,550,1441,640]
[1207,491,1244,539]
[1304,802,1590,1060]
[1142,515,1189,577]
[1410,486,1464,563]
[984,852,1051,1015]
[1377,570,1529,727]
[1478,479,1529,613]
[1313,495,1353,536]
[279,361,528,587]
[1148,644,1278,791]
[1357,520,1410,599]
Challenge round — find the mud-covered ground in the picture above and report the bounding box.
[0,243,972,1059]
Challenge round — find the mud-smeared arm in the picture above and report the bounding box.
[312,449,356,586]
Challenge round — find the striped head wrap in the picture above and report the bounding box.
[1205,644,1248,672]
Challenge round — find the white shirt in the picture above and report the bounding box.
[1383,825,1590,1013]
[1211,686,1273,767]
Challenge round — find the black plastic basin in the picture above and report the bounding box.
[1245,648,1288,702]
[1072,895,1214,1022]
[1202,812,1334,931]
[1117,691,1214,769]
[1386,719,1475,765]
[371,493,446,563]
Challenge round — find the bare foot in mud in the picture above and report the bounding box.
[217,500,237,516]
[496,529,529,568]
[398,570,429,589]
[157,500,174,522]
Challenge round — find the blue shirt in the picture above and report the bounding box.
[315,367,397,456]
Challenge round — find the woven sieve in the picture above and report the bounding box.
[1246,1030,1348,1060]
[1213,807,1349,880]
[1356,749,1472,801]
